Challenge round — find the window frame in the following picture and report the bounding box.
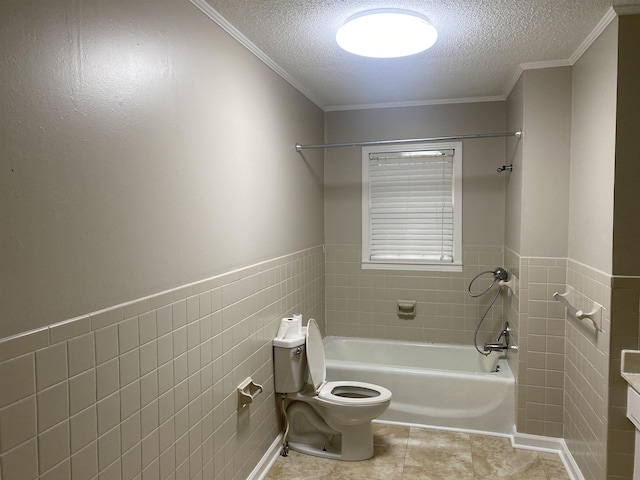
[361,141,463,272]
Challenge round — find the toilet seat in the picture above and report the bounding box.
[306,319,391,406]
[317,380,392,406]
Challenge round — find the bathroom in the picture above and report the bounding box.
[1,1,640,480]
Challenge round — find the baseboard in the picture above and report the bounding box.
[248,434,284,480]
[250,426,585,480]
[511,427,584,480]
[374,419,514,440]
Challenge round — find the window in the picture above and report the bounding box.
[362,142,462,271]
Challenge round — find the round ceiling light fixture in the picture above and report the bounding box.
[336,9,438,58]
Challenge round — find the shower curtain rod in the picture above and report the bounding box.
[295,131,522,152]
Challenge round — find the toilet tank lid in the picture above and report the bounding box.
[272,330,306,348]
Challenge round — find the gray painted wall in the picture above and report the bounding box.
[0,0,324,338]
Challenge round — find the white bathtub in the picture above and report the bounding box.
[323,336,515,435]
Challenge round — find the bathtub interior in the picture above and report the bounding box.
[323,336,515,435]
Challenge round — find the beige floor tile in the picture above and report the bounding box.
[332,445,405,480]
[405,429,474,479]
[470,434,545,479]
[539,452,571,480]
[408,428,471,450]
[265,426,573,480]
[264,450,336,480]
[373,423,411,448]
[402,463,475,480]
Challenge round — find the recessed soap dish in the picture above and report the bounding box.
[397,299,416,318]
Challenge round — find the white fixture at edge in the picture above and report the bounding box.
[273,318,392,461]
[621,350,640,480]
[336,9,438,58]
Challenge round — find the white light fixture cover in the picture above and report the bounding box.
[336,9,438,58]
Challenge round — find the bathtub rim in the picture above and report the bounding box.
[323,335,515,380]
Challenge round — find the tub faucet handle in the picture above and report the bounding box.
[496,322,510,343]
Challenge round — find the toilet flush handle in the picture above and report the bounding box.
[293,347,303,355]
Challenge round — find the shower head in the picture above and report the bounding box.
[493,267,509,282]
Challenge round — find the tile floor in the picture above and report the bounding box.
[264,424,571,480]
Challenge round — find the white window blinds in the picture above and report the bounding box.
[362,143,462,271]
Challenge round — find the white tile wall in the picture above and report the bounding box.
[499,250,631,480]
[0,245,324,480]
[325,244,636,480]
[325,244,506,345]
[517,256,568,439]
[564,259,612,480]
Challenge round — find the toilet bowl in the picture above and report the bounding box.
[273,318,392,461]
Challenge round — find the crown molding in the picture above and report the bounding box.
[503,5,634,100]
[191,0,640,113]
[502,58,573,100]
[189,0,505,112]
[568,6,618,64]
[613,5,640,15]
[325,95,506,112]
[520,59,573,71]
[188,0,325,110]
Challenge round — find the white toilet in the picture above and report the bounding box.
[273,318,392,461]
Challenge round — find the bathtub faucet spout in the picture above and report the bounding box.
[483,343,508,353]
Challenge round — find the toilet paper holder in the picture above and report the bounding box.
[397,299,417,318]
[237,377,263,409]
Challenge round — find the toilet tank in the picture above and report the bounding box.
[273,335,307,393]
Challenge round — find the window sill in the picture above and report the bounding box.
[361,261,463,273]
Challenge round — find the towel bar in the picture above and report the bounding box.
[553,289,602,332]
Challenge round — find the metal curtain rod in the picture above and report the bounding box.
[295,131,522,152]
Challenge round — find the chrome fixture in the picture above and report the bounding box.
[468,267,510,298]
[492,267,509,282]
[296,131,522,152]
[484,322,511,353]
[497,164,513,173]
[467,267,511,356]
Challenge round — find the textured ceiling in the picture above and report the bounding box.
[200,0,640,110]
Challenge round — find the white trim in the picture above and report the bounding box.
[503,6,627,100]
[252,424,585,480]
[566,257,612,280]
[511,427,565,452]
[568,6,618,65]
[511,427,584,480]
[613,5,640,15]
[0,244,324,344]
[374,419,514,439]
[325,95,506,112]
[521,59,572,71]
[247,434,284,480]
[502,64,525,101]
[378,420,584,480]
[188,0,325,109]
[190,0,640,112]
[501,60,572,100]
[361,141,463,272]
[361,261,463,272]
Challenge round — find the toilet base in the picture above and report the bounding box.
[287,423,374,461]
[288,440,341,460]
[286,402,375,461]
[335,421,374,461]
